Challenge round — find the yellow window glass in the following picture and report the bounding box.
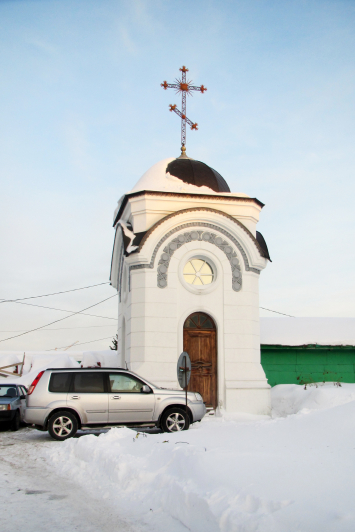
[183,259,214,285]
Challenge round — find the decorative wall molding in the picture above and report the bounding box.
[157,229,242,291]
[129,222,260,292]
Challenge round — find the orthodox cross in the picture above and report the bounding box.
[161,66,207,156]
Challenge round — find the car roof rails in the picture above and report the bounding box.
[46,367,127,371]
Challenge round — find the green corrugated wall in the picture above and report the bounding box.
[260,345,355,386]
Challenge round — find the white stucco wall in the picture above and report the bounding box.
[114,198,271,415]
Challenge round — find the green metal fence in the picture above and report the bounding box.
[261,345,355,386]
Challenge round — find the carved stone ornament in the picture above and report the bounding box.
[128,222,260,293]
[157,230,242,291]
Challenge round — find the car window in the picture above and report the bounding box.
[0,386,18,397]
[49,373,72,393]
[109,373,145,393]
[73,372,105,393]
[20,386,26,396]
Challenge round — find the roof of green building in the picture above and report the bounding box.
[260,317,355,347]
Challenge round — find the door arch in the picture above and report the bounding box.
[183,312,217,409]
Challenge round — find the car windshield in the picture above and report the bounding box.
[0,385,18,398]
[127,371,157,389]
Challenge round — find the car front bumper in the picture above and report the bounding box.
[0,410,16,422]
[190,401,206,422]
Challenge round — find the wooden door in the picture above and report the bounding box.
[183,312,217,409]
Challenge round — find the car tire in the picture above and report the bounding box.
[10,410,20,431]
[161,407,190,433]
[48,411,78,441]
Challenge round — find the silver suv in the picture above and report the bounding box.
[25,367,206,440]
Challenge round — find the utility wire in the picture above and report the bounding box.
[0,282,110,304]
[0,294,118,344]
[8,299,294,320]
[5,300,117,320]
[47,335,115,351]
[0,324,117,332]
[260,307,295,318]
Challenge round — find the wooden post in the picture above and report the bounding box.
[20,353,25,377]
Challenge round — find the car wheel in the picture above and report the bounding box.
[10,410,20,431]
[48,411,78,441]
[161,408,190,433]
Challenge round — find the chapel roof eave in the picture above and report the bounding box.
[125,206,271,262]
[112,190,265,228]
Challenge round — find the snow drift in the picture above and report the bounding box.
[46,383,355,532]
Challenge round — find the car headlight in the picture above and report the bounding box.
[0,405,10,411]
[194,393,203,401]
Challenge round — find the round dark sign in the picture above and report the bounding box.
[177,352,191,389]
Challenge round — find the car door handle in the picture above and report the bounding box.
[112,396,121,400]
[71,396,80,399]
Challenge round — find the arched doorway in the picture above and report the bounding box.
[183,312,217,409]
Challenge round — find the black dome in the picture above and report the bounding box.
[166,158,230,193]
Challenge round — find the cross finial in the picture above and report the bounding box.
[161,66,207,157]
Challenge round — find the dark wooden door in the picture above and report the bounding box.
[183,312,217,409]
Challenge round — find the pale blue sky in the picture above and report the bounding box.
[1,0,355,350]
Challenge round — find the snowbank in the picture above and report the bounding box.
[0,353,23,371]
[0,350,120,387]
[47,383,355,532]
[272,382,355,417]
[260,317,355,346]
[0,355,80,387]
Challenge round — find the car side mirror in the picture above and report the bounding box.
[142,385,151,393]
[20,395,26,400]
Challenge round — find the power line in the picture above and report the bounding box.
[0,282,110,304]
[6,300,118,321]
[0,324,117,332]
[73,336,115,347]
[47,335,115,351]
[260,307,295,318]
[0,294,118,344]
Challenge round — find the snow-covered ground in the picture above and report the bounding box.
[2,383,355,532]
[0,427,138,532]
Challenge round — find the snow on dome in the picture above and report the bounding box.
[130,158,214,194]
[130,157,249,197]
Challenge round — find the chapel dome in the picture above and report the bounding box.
[166,158,230,193]
[130,156,231,194]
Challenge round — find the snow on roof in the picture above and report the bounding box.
[129,157,250,197]
[260,317,355,346]
[0,350,120,386]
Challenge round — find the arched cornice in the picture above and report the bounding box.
[156,227,243,291]
[129,221,261,292]
[137,207,267,259]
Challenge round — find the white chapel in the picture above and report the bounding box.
[110,153,272,414]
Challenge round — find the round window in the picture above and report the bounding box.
[183,258,214,286]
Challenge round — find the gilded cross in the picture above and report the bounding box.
[161,66,207,156]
